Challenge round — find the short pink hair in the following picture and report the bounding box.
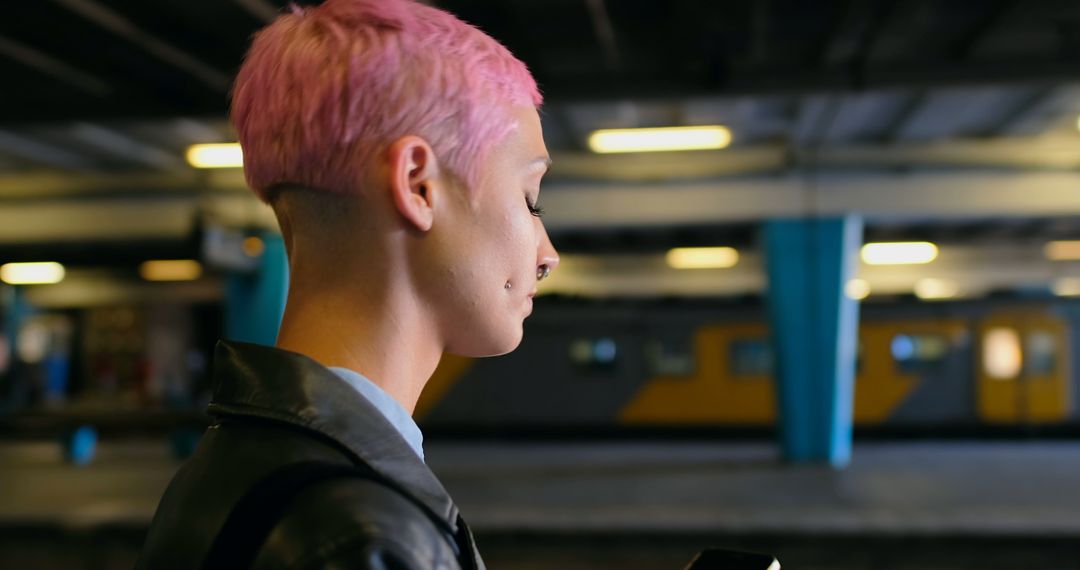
[231,0,542,203]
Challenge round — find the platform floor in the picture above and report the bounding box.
[3,440,1080,568]
[3,440,1080,534]
[431,441,1080,536]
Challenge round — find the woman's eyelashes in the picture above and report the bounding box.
[525,194,544,218]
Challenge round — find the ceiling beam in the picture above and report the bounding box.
[0,130,93,170]
[542,56,1080,102]
[48,0,230,91]
[0,34,111,96]
[540,170,1080,229]
[3,168,1080,239]
[947,0,1015,60]
[991,85,1080,137]
[3,135,1080,199]
[584,0,620,70]
[233,0,279,24]
[69,123,184,170]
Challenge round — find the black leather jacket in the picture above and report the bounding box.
[138,341,485,570]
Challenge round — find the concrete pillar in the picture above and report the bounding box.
[225,232,288,346]
[763,215,863,467]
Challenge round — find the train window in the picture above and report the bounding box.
[569,337,618,370]
[729,338,774,377]
[983,327,1022,380]
[1024,330,1057,376]
[645,340,695,376]
[890,334,948,373]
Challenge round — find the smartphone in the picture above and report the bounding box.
[684,548,780,570]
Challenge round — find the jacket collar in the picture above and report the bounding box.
[206,340,460,527]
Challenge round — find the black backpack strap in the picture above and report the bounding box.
[202,460,461,570]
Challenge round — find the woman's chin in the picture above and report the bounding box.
[448,324,524,358]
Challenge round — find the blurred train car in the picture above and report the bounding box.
[416,298,1078,434]
[4,295,1075,440]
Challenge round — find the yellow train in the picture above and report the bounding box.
[416,301,1075,431]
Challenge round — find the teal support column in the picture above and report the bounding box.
[764,216,863,467]
[3,285,32,353]
[1,286,34,412]
[225,232,288,346]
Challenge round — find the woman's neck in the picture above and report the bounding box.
[274,282,443,414]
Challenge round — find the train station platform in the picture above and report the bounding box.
[3,440,1079,568]
[432,441,1080,536]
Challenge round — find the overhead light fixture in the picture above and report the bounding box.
[845,278,871,300]
[861,242,939,265]
[1052,277,1080,297]
[140,260,203,282]
[914,278,959,300]
[0,262,65,285]
[186,143,242,168]
[666,247,739,269]
[588,125,732,154]
[1045,240,1080,261]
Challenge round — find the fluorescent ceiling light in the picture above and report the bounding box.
[588,125,732,154]
[914,278,959,300]
[186,143,242,168]
[861,242,939,265]
[845,278,871,300]
[1045,240,1080,261]
[140,260,203,282]
[0,262,65,285]
[666,247,739,269]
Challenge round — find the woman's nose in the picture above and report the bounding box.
[537,226,559,280]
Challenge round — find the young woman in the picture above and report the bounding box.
[139,1,558,568]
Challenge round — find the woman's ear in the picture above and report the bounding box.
[387,136,440,232]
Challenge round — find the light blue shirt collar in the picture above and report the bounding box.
[328,366,424,461]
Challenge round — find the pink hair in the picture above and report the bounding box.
[231,0,543,202]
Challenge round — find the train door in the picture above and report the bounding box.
[976,313,1071,424]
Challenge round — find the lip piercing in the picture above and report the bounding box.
[537,265,550,281]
